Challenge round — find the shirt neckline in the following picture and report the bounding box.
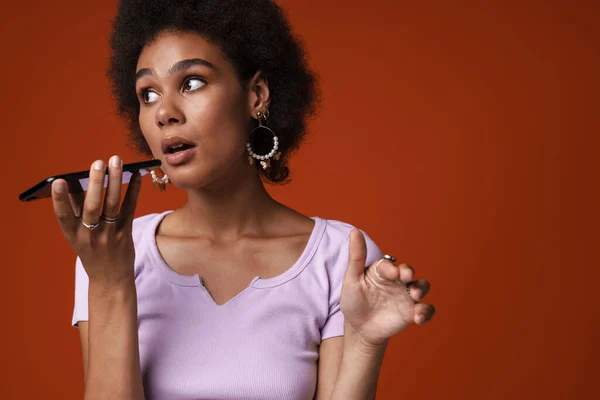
[145,210,327,289]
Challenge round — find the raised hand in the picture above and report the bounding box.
[51,156,142,285]
[340,230,435,347]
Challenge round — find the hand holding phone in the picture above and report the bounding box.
[51,156,148,285]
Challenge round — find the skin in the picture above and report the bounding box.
[51,31,435,400]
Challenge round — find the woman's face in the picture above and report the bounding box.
[135,30,262,190]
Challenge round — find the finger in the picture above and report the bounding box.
[51,179,78,237]
[408,278,430,301]
[68,191,85,218]
[118,171,142,229]
[82,160,106,227]
[343,229,367,284]
[373,259,400,282]
[414,303,436,325]
[398,263,415,283]
[102,155,123,221]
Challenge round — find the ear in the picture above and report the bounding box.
[247,70,271,119]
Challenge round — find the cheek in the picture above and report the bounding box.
[202,120,248,163]
[138,110,160,153]
[195,95,249,153]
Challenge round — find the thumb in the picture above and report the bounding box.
[344,229,367,284]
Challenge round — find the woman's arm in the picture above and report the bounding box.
[316,229,436,399]
[315,324,386,400]
[330,323,387,400]
[52,158,145,399]
[78,322,89,384]
[83,278,144,400]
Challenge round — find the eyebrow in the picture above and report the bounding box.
[135,58,216,82]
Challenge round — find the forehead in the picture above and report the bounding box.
[136,31,227,73]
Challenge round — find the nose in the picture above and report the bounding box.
[155,97,186,128]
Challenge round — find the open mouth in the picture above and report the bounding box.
[167,143,195,154]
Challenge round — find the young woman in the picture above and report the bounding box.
[51,1,435,399]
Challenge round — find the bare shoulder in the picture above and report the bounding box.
[270,205,316,236]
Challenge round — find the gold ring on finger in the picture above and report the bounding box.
[82,220,100,230]
[101,214,119,224]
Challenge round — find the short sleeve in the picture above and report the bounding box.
[71,256,89,327]
[321,229,383,340]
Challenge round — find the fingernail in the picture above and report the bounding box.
[93,160,104,171]
[53,181,63,193]
[110,155,122,168]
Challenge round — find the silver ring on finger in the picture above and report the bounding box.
[82,220,100,230]
[405,281,415,296]
[101,214,119,224]
[383,254,397,264]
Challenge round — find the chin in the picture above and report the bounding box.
[168,159,242,191]
[162,150,247,191]
[166,170,216,191]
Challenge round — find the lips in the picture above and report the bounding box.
[164,146,196,166]
[161,136,197,155]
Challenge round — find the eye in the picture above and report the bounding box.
[141,90,160,104]
[183,76,206,92]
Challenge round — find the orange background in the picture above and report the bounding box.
[1,1,598,399]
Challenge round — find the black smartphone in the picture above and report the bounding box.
[18,159,162,202]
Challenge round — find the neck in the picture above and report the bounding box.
[178,166,279,240]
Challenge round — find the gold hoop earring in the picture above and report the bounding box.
[247,110,281,170]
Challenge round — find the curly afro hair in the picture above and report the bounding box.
[108,0,320,184]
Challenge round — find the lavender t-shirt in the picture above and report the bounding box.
[72,211,382,400]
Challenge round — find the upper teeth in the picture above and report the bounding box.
[170,144,184,150]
